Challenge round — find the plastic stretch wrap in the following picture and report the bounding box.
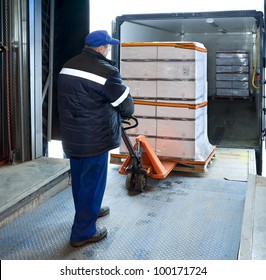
[120,42,215,161]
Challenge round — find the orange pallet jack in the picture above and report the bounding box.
[119,116,176,192]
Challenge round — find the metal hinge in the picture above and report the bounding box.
[0,43,8,52]
[262,129,266,141]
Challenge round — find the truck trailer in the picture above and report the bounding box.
[112,10,266,175]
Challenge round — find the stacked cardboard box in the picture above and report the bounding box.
[216,51,249,97]
[120,42,215,161]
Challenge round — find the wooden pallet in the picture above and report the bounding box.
[110,147,216,175]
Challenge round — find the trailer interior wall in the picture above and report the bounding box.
[116,11,264,173]
[119,15,259,97]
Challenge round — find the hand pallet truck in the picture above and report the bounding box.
[119,116,177,192]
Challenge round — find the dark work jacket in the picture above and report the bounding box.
[57,47,134,157]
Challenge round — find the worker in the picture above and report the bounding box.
[57,30,134,247]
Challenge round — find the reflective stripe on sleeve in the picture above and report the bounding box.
[60,68,107,85]
[111,86,130,107]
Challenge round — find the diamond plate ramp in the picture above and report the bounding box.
[0,165,247,260]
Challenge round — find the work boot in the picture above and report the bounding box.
[98,206,110,218]
[70,227,107,247]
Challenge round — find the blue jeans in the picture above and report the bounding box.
[69,152,108,242]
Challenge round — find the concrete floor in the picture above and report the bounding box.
[0,148,265,259]
[0,157,70,227]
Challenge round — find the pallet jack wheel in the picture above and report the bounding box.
[126,172,147,192]
[135,173,147,192]
[126,172,135,191]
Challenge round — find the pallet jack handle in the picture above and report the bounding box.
[122,115,138,130]
[121,116,140,160]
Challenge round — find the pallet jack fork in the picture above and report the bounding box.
[119,116,176,192]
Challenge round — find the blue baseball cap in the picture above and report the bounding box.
[85,30,120,47]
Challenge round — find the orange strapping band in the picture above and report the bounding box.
[121,42,207,53]
[133,100,208,109]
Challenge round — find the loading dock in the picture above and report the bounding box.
[1,148,263,260]
[1,2,266,262]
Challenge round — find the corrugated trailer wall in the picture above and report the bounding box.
[0,0,90,164]
[0,0,31,164]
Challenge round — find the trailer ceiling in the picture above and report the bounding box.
[117,10,263,36]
